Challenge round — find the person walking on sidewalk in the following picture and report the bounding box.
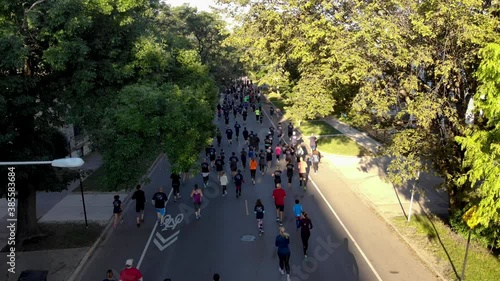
[132,185,145,228]
[273,183,286,225]
[152,187,168,226]
[293,199,303,230]
[112,195,123,229]
[299,212,313,258]
[254,199,265,236]
[119,259,143,281]
[191,184,203,220]
[220,171,228,196]
[170,172,181,202]
[234,169,245,198]
[275,227,291,281]
[249,157,258,184]
[311,149,322,174]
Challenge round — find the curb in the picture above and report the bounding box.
[265,93,448,281]
[67,152,164,281]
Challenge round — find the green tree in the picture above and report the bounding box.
[456,43,500,247]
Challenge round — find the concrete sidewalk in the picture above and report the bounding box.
[319,116,449,218]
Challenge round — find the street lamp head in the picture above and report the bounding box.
[51,157,84,168]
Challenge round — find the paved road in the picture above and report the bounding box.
[78,96,439,281]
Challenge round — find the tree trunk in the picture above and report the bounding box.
[16,183,43,248]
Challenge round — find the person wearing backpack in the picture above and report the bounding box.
[311,149,321,174]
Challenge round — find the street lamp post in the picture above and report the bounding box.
[78,169,89,228]
[0,157,87,225]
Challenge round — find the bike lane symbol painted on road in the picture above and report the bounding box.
[161,213,184,231]
[154,230,180,251]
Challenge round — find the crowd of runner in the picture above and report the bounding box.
[113,79,322,281]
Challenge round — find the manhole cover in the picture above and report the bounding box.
[240,235,256,242]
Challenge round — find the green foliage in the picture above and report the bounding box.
[455,43,500,233]
[221,0,500,247]
[0,0,243,243]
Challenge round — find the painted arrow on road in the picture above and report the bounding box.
[153,230,180,251]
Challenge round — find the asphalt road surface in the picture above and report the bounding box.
[78,97,439,281]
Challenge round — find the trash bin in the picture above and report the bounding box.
[17,270,48,281]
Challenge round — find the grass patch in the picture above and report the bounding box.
[22,223,103,251]
[316,136,369,156]
[392,215,500,281]
[267,92,287,112]
[298,120,343,136]
[78,149,160,192]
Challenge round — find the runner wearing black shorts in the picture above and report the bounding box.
[170,172,181,201]
[272,169,282,188]
[285,161,294,188]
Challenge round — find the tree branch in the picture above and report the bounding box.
[26,0,49,14]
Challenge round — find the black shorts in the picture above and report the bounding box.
[136,205,144,213]
[250,169,256,178]
[210,155,215,161]
[299,173,306,178]
[287,175,293,183]
[172,184,180,193]
[231,165,237,171]
[275,205,284,212]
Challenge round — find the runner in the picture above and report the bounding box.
[255,107,260,121]
[275,227,291,281]
[152,187,168,226]
[249,157,258,185]
[242,108,248,123]
[296,145,304,162]
[272,167,283,188]
[291,131,299,148]
[309,134,317,151]
[254,199,265,236]
[240,147,247,171]
[234,169,244,198]
[269,126,275,137]
[103,269,115,281]
[234,121,241,142]
[242,127,249,144]
[209,145,216,167]
[191,184,203,219]
[266,147,273,168]
[226,127,234,144]
[132,184,145,227]
[119,259,143,281]
[170,172,181,201]
[311,149,321,174]
[298,157,308,190]
[224,112,230,126]
[270,106,275,117]
[229,152,239,177]
[277,123,283,140]
[275,144,282,163]
[215,156,224,179]
[220,171,228,196]
[287,122,294,140]
[259,114,264,125]
[248,146,255,159]
[284,145,292,163]
[216,127,222,147]
[112,195,123,229]
[264,134,272,150]
[201,159,210,187]
[272,183,286,225]
[293,199,304,230]
[299,212,313,258]
[285,160,295,188]
[220,148,226,163]
[258,149,267,175]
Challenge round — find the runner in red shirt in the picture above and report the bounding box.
[119,259,143,281]
[272,183,286,225]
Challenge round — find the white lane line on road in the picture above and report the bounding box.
[245,199,249,215]
[137,183,174,270]
[262,103,384,281]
